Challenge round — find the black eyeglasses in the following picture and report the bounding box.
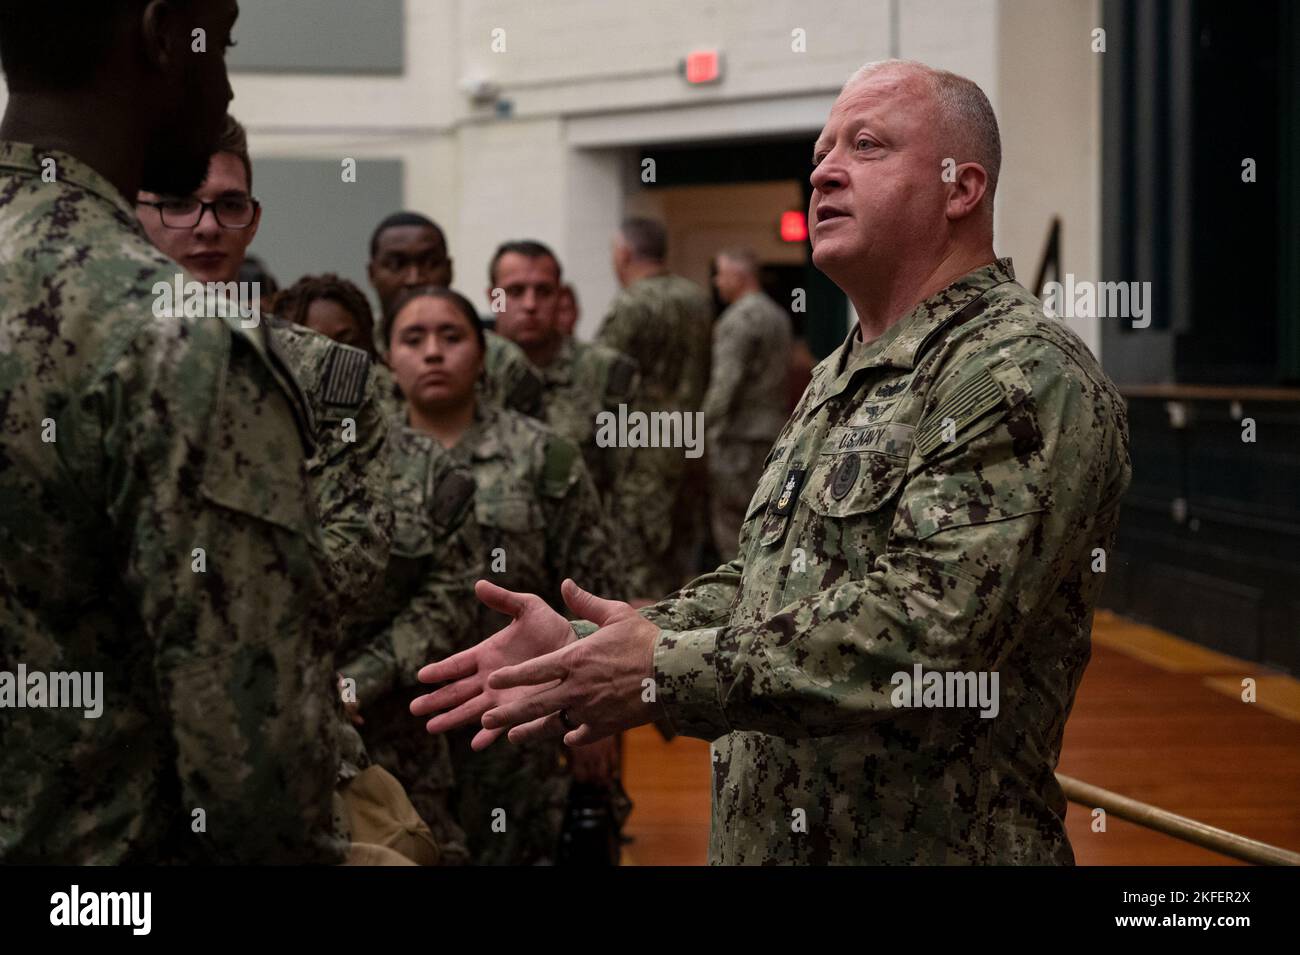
[137,196,261,229]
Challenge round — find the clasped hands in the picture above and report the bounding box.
[409,578,663,751]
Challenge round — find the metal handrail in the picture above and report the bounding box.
[1058,772,1300,866]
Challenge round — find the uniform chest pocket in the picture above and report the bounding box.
[200,353,318,543]
[804,448,909,519]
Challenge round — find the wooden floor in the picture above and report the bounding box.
[618,609,1300,865]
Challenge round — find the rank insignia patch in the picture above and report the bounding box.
[774,467,806,515]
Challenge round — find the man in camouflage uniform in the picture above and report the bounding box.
[414,60,1133,866]
[703,247,794,561]
[137,119,424,859]
[0,0,344,863]
[338,425,480,864]
[598,218,714,598]
[366,211,544,420]
[485,240,640,593]
[136,116,395,612]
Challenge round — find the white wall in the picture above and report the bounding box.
[0,0,1103,355]
[996,0,1103,356]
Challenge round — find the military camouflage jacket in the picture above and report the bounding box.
[532,337,643,597]
[637,260,1132,864]
[448,405,620,642]
[536,336,637,489]
[481,330,544,418]
[339,422,478,707]
[267,317,394,617]
[597,274,714,596]
[597,273,713,414]
[702,290,793,444]
[0,142,343,864]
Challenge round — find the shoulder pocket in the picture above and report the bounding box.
[915,357,1032,460]
[200,337,317,539]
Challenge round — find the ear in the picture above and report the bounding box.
[945,162,989,222]
[139,0,183,75]
[445,257,455,286]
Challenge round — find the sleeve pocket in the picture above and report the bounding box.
[199,350,318,539]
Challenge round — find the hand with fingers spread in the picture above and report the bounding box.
[409,579,575,751]
[480,578,664,748]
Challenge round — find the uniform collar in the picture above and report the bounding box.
[810,258,1016,413]
[538,336,576,387]
[0,141,138,222]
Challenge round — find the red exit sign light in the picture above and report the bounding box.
[780,210,808,243]
[684,49,722,85]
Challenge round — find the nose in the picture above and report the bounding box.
[402,263,424,286]
[522,288,538,312]
[193,205,222,239]
[810,148,844,195]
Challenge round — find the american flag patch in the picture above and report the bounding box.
[320,345,370,408]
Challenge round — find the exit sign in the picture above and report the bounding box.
[684,49,722,85]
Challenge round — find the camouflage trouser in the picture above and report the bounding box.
[708,437,774,562]
[448,727,570,866]
[361,695,470,865]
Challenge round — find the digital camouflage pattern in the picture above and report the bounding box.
[481,330,544,418]
[446,405,621,865]
[597,274,714,597]
[634,260,1132,864]
[702,289,794,560]
[533,336,639,599]
[266,316,394,619]
[0,143,344,864]
[339,420,479,863]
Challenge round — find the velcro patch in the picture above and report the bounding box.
[827,421,914,458]
[432,468,476,534]
[508,371,544,417]
[540,436,579,498]
[773,467,806,515]
[320,345,370,409]
[915,367,1004,457]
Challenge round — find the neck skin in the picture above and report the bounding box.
[621,259,667,288]
[407,395,476,449]
[847,240,996,346]
[1,91,146,202]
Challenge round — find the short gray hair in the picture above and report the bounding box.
[716,247,759,275]
[619,217,667,262]
[845,59,1001,205]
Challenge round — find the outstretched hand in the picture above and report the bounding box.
[480,579,663,747]
[409,579,574,750]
